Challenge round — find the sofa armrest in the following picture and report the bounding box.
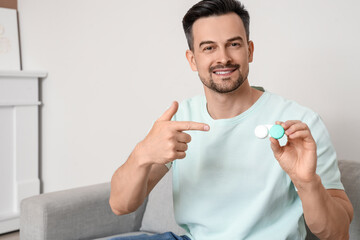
[20,182,147,240]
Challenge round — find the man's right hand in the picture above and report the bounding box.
[137,101,210,166]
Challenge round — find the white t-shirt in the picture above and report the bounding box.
[171,91,343,240]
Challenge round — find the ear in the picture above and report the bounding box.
[186,49,198,71]
[248,40,254,63]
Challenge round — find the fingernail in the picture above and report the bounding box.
[204,125,210,131]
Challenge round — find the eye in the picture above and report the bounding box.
[203,45,215,52]
[230,42,240,47]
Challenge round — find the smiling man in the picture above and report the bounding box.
[109,1,353,240]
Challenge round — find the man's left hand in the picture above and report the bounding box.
[270,120,317,185]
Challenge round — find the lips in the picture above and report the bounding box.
[210,64,240,77]
[213,68,237,76]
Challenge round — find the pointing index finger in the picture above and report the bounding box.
[172,121,210,132]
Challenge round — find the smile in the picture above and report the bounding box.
[213,68,237,76]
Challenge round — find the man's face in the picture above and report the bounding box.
[186,13,254,94]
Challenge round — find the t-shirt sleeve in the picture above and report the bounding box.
[307,113,344,190]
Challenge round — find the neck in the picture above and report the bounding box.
[204,80,263,120]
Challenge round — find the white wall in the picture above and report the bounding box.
[18,0,360,193]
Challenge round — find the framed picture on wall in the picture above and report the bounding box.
[0,7,21,70]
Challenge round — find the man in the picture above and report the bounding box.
[109,0,353,239]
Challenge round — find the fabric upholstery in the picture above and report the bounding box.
[140,170,187,236]
[20,183,147,240]
[339,160,360,240]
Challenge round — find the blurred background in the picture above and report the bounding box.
[13,0,360,193]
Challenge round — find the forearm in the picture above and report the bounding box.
[109,143,152,215]
[295,175,351,239]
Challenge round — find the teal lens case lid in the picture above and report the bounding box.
[269,125,285,139]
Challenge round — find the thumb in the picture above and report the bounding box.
[158,101,178,121]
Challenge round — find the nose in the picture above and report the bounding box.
[216,47,232,65]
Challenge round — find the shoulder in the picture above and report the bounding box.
[265,91,320,123]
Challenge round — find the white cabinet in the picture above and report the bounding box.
[0,71,46,234]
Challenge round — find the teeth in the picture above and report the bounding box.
[215,71,232,75]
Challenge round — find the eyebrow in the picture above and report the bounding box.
[227,36,244,43]
[199,40,215,48]
[198,36,244,48]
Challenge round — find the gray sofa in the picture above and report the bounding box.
[20,159,359,240]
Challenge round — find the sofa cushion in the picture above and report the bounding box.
[338,159,360,239]
[140,170,187,235]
